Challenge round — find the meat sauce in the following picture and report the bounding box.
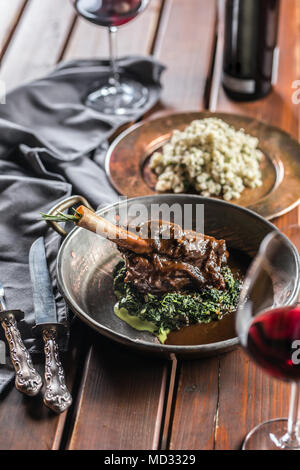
[120,220,229,295]
[165,249,250,345]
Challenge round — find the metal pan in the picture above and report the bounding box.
[46,194,300,359]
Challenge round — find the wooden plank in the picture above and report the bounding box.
[67,334,168,450]
[62,1,170,451]
[160,354,177,450]
[0,0,76,90]
[0,0,27,60]
[169,358,219,450]
[151,0,220,450]
[154,0,217,110]
[213,0,300,450]
[63,0,162,60]
[214,349,291,450]
[169,0,300,451]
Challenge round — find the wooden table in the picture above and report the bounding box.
[0,0,299,450]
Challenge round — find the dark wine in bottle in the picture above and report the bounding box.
[223,0,280,101]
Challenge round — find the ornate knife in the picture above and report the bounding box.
[29,237,72,414]
[0,282,43,396]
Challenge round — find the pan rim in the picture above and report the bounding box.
[56,194,300,354]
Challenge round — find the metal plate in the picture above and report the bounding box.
[106,111,300,220]
[56,195,299,359]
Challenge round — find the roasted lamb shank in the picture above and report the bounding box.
[43,206,228,294]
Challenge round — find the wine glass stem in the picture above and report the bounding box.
[108,26,120,87]
[281,382,300,448]
[288,382,299,440]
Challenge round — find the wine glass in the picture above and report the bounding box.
[73,0,150,115]
[236,226,300,450]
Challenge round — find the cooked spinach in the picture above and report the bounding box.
[113,260,241,343]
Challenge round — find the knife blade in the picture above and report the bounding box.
[29,237,72,413]
[29,237,57,325]
[0,282,42,396]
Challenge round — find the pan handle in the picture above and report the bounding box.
[46,195,94,238]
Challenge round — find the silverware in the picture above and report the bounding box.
[29,237,72,414]
[0,283,43,396]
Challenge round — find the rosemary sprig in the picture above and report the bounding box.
[41,209,82,223]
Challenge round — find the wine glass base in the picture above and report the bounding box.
[243,418,300,450]
[85,77,149,115]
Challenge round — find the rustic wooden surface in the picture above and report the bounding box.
[0,0,299,450]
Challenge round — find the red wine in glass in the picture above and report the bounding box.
[245,305,300,381]
[236,228,300,450]
[73,0,150,115]
[75,0,148,27]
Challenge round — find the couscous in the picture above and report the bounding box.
[150,118,263,201]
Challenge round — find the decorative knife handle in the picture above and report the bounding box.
[42,326,72,414]
[0,311,43,396]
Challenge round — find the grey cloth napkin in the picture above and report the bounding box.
[0,56,165,394]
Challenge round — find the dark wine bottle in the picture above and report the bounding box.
[222,0,280,101]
